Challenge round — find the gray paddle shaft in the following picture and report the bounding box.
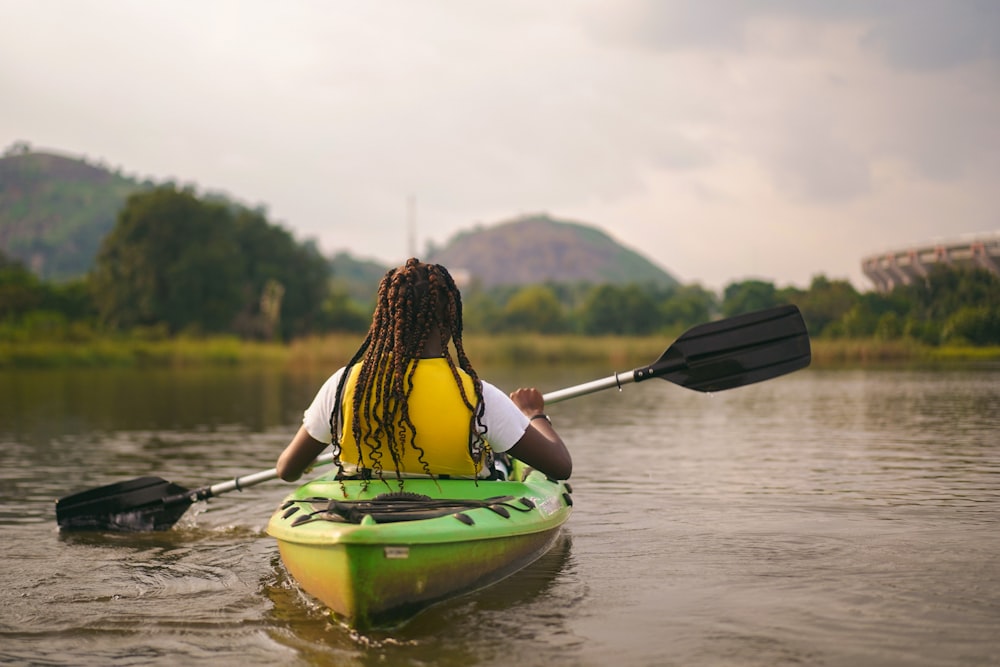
[205,452,337,498]
[543,372,635,405]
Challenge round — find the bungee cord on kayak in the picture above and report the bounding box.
[279,491,543,527]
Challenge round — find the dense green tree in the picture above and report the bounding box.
[660,283,717,329]
[501,285,567,333]
[942,306,1000,345]
[901,266,999,321]
[904,316,942,346]
[793,275,859,337]
[0,251,43,318]
[92,187,240,333]
[578,284,619,334]
[318,289,371,333]
[579,284,662,335]
[874,311,902,340]
[90,186,329,339]
[40,278,97,326]
[1,250,97,340]
[230,211,330,339]
[462,288,505,333]
[721,279,780,317]
[827,289,908,338]
[830,303,871,339]
[618,284,664,334]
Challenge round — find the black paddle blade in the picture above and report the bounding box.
[55,476,193,532]
[639,304,811,392]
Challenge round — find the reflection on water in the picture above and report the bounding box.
[1,364,999,666]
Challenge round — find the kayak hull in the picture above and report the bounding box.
[275,527,563,627]
[267,462,572,628]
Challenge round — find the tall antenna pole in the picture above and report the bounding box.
[407,195,417,258]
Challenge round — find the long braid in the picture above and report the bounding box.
[358,270,397,481]
[328,330,370,485]
[330,259,486,482]
[396,266,433,477]
[437,268,488,469]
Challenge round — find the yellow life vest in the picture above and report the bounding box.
[337,358,485,476]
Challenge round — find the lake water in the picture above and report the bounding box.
[1,362,998,666]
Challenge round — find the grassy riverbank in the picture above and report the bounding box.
[285,333,671,370]
[808,339,1000,366]
[1,334,998,369]
[289,335,1000,368]
[0,336,288,368]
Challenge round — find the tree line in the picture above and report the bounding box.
[1,186,998,345]
[458,269,999,346]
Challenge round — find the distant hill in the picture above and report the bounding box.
[0,146,679,291]
[0,147,147,281]
[427,214,677,288]
[330,215,679,299]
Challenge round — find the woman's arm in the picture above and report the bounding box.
[505,387,573,480]
[276,425,329,482]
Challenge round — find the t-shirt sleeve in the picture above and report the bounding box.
[479,380,530,453]
[302,367,346,444]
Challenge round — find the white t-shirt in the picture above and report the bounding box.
[302,366,530,453]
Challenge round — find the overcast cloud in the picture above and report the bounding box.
[2,0,997,289]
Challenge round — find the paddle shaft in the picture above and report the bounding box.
[176,452,338,504]
[544,372,635,404]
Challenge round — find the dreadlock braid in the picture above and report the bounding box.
[330,259,488,484]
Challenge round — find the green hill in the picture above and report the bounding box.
[0,146,147,281]
[426,214,677,288]
[1,146,678,291]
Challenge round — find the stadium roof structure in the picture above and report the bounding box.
[861,231,1000,292]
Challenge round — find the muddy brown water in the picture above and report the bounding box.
[2,364,998,666]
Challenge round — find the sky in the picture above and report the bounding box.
[2,1,998,291]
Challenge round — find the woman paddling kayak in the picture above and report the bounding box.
[277,258,572,484]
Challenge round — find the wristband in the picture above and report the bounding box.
[529,413,552,424]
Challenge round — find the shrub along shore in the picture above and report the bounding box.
[1,334,997,370]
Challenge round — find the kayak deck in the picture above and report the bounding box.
[267,463,573,628]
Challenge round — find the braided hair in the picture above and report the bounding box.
[328,259,488,483]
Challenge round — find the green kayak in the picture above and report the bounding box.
[267,460,573,628]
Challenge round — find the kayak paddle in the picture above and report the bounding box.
[55,304,809,532]
[56,452,336,531]
[543,303,810,403]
